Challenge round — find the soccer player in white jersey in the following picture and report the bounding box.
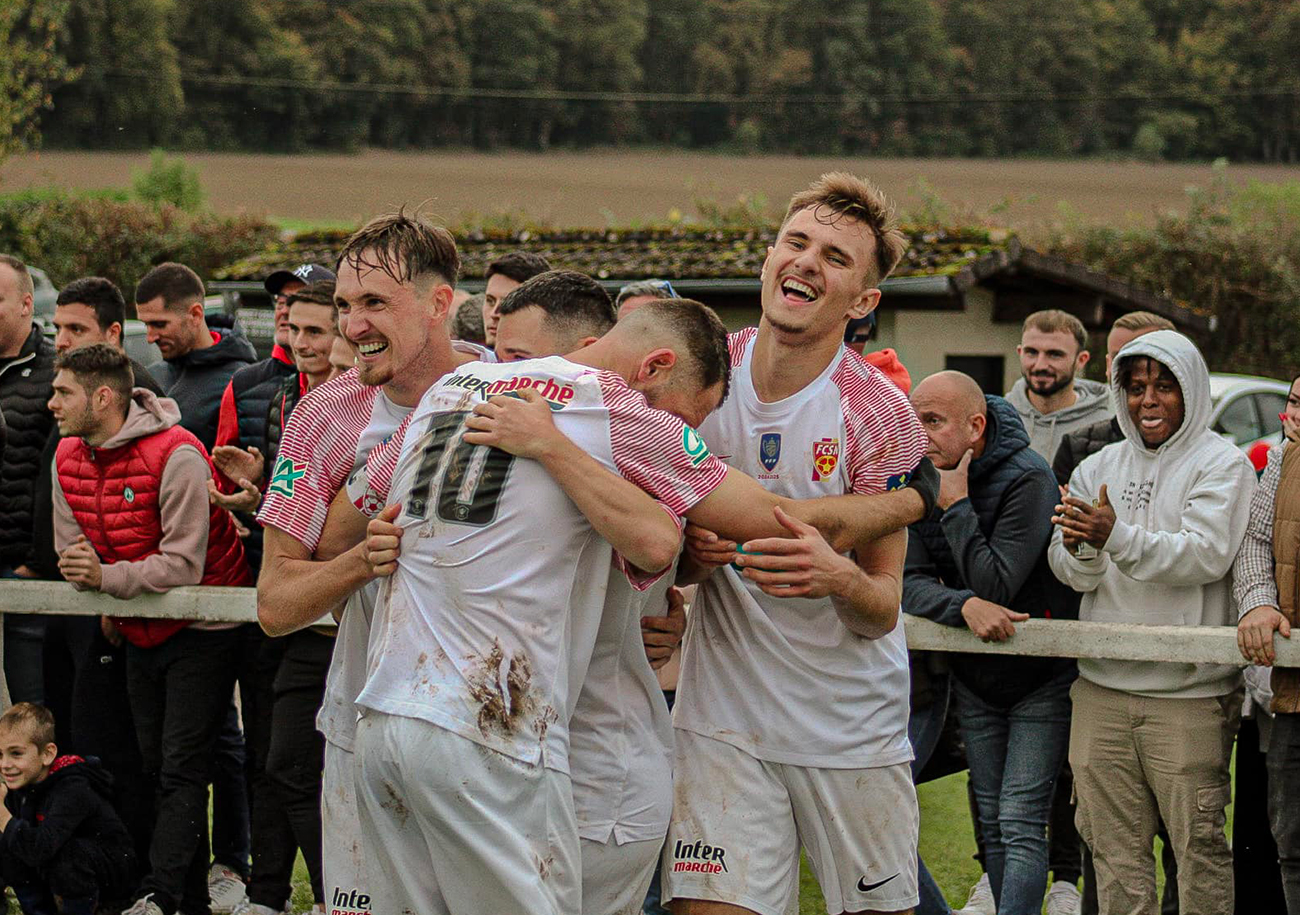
[252,213,489,915]
[664,173,930,915]
[340,296,933,915]
[495,270,688,915]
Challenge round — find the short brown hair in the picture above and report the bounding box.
[1111,311,1174,334]
[337,211,460,289]
[1023,309,1087,352]
[0,702,56,749]
[135,262,204,310]
[782,173,908,287]
[55,342,134,403]
[627,298,731,406]
[0,254,34,300]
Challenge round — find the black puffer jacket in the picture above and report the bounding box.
[904,395,1077,706]
[149,314,256,450]
[0,755,136,892]
[0,325,56,570]
[224,346,296,460]
[1052,416,1122,488]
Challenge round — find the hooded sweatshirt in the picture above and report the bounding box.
[1,754,135,890]
[1006,375,1112,463]
[1049,330,1256,698]
[51,389,233,602]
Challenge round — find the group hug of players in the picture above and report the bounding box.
[258,172,941,915]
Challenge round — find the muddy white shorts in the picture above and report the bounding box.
[661,729,919,915]
[353,710,580,915]
[321,740,371,915]
[580,835,662,915]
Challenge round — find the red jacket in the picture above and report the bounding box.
[55,391,251,647]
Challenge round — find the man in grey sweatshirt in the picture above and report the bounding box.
[1006,309,1112,463]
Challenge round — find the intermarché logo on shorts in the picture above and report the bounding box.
[672,838,729,873]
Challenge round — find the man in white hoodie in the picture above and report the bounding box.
[1048,330,1255,915]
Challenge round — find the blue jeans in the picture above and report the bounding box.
[953,669,1073,915]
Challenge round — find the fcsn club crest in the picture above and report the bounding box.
[759,433,781,471]
[811,437,840,481]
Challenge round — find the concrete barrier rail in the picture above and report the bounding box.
[2,580,1297,668]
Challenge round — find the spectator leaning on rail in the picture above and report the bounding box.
[904,371,1077,915]
[1007,309,1111,463]
[1049,329,1255,915]
[46,344,253,915]
[1234,371,1300,913]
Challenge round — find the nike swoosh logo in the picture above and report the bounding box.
[857,873,899,893]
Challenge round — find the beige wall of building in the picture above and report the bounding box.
[875,287,1024,393]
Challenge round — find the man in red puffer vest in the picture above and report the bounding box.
[47,344,251,915]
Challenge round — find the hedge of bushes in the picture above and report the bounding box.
[1045,169,1300,378]
[0,187,277,302]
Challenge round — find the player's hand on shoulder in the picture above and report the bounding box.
[364,504,404,577]
[463,387,564,460]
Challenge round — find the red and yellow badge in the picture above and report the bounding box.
[811,437,840,481]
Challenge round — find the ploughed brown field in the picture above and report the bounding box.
[4,149,1298,228]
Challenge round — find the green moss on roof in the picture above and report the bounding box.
[214,224,1009,283]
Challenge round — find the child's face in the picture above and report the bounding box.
[0,729,56,790]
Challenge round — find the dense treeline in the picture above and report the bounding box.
[27,0,1300,160]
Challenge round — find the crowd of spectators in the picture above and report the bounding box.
[0,226,1294,915]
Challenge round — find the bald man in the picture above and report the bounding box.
[903,371,1077,915]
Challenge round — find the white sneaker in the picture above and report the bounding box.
[954,873,996,915]
[1045,879,1082,915]
[230,902,279,915]
[208,863,249,914]
[121,896,167,915]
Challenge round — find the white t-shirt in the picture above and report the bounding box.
[348,356,728,772]
[673,328,929,769]
[569,558,678,844]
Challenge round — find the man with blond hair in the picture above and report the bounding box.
[665,173,934,915]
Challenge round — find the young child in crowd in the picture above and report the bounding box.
[0,703,136,915]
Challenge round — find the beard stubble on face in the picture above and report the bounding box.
[1025,369,1074,397]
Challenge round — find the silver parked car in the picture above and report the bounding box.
[1208,372,1293,452]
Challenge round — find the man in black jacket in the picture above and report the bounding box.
[134,263,256,451]
[0,254,57,706]
[904,370,1076,915]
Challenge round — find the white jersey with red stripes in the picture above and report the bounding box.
[347,355,728,772]
[257,343,492,751]
[673,328,929,768]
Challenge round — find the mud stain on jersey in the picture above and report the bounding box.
[467,640,538,737]
[535,852,554,880]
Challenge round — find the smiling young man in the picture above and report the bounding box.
[1049,330,1256,915]
[664,173,932,915]
[253,212,489,915]
[1007,310,1111,463]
